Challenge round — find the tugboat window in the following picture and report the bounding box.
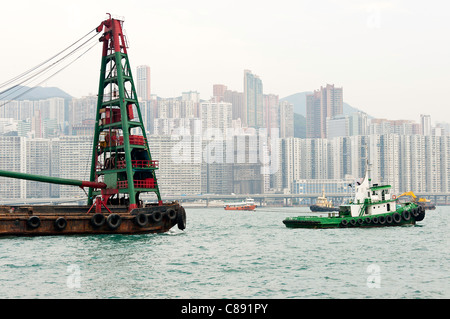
[387,204,390,211]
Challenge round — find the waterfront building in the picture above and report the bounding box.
[200,101,232,138]
[326,114,349,139]
[279,100,294,138]
[136,65,151,101]
[349,111,368,136]
[244,70,264,128]
[224,89,244,122]
[147,135,202,197]
[213,84,227,102]
[306,84,343,138]
[25,138,52,198]
[0,136,23,199]
[51,136,93,199]
[264,94,279,136]
[421,114,432,136]
[69,95,97,125]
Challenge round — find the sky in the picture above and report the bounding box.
[2,0,449,123]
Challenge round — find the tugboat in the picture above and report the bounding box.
[0,15,186,236]
[224,198,256,211]
[283,161,425,229]
[309,189,339,212]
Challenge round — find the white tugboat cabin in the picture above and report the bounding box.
[340,163,396,218]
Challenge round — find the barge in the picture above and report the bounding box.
[0,15,186,236]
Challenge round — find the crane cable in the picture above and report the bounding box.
[2,41,100,106]
[0,27,101,106]
[0,32,100,100]
[0,28,98,90]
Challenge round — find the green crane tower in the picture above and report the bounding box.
[88,15,161,210]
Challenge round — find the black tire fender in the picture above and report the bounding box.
[392,212,402,223]
[151,211,162,223]
[27,216,40,229]
[402,210,411,221]
[54,217,67,231]
[177,207,186,230]
[386,215,393,224]
[106,214,122,230]
[135,212,148,227]
[166,208,177,220]
[91,213,105,228]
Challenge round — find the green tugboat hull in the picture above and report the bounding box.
[283,205,424,229]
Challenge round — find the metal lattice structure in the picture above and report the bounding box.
[88,15,161,210]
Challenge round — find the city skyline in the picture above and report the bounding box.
[1,1,449,123]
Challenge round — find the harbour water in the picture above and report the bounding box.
[0,206,448,299]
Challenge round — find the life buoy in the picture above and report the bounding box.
[106,214,122,230]
[177,207,186,230]
[54,217,67,231]
[27,216,40,229]
[135,212,148,227]
[392,195,397,199]
[166,208,177,220]
[91,213,105,228]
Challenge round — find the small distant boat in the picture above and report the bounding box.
[224,198,257,211]
[309,190,339,212]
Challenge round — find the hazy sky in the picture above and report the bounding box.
[2,0,449,122]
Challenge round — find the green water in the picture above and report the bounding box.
[0,206,448,298]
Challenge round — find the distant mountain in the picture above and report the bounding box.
[280,91,364,117]
[0,86,72,101]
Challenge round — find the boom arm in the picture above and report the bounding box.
[397,191,417,200]
[0,170,106,189]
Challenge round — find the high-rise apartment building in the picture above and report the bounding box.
[306,84,343,138]
[279,100,294,138]
[420,114,431,136]
[136,65,151,101]
[213,84,227,102]
[224,90,244,122]
[244,70,263,128]
[0,136,23,199]
[264,94,279,135]
[147,135,202,196]
[51,136,93,199]
[200,101,232,138]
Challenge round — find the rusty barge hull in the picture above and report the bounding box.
[0,202,186,237]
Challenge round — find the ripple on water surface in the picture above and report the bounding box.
[0,207,448,298]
